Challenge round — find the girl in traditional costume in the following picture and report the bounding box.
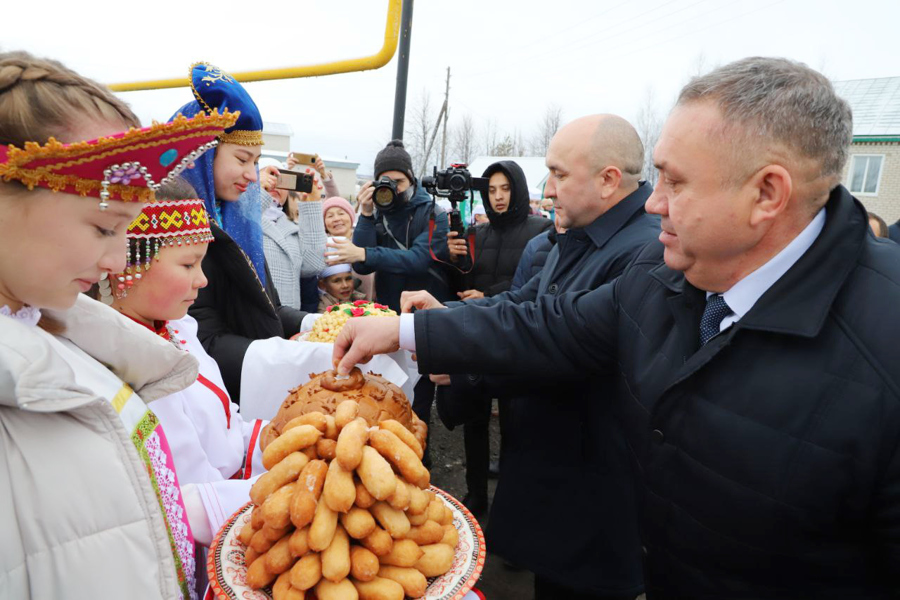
[97,177,265,548]
[0,51,236,599]
[173,63,324,404]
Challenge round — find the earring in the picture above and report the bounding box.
[98,272,114,305]
[99,185,110,211]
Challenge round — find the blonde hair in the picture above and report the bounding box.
[0,51,139,149]
[0,51,140,332]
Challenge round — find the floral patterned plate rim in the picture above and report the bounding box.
[208,486,486,600]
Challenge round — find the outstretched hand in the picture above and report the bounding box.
[400,290,447,313]
[332,316,401,375]
[325,238,365,265]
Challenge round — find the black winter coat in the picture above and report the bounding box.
[444,182,657,595]
[454,161,552,295]
[889,220,900,244]
[190,223,307,404]
[509,228,556,292]
[416,186,900,599]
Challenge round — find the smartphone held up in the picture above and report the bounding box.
[276,169,314,193]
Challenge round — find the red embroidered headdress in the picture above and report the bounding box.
[0,110,238,207]
[97,198,215,304]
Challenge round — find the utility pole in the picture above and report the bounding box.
[421,70,449,178]
[440,67,450,169]
[391,0,414,140]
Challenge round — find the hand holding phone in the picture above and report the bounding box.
[290,152,317,167]
[275,169,314,193]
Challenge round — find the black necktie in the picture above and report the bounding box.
[700,294,733,345]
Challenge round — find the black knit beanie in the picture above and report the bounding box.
[374,139,415,181]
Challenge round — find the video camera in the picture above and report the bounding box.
[421,164,488,238]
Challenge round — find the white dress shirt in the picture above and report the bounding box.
[712,207,825,332]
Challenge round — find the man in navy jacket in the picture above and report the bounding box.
[334,58,900,598]
[436,115,656,599]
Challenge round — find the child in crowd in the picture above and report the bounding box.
[0,50,237,599]
[317,263,366,312]
[322,196,375,299]
[97,177,266,550]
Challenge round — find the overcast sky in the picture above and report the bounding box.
[5,0,899,173]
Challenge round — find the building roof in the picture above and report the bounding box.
[833,77,900,137]
[262,121,294,137]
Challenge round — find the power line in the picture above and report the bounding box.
[597,0,789,66]
[456,0,689,81]
[461,0,742,88]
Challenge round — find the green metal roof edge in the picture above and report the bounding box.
[852,135,900,143]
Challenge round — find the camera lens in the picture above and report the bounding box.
[374,186,394,206]
[448,173,467,192]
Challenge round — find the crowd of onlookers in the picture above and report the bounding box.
[6,48,900,600]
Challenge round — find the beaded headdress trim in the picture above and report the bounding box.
[98,198,215,305]
[128,198,214,241]
[0,110,238,203]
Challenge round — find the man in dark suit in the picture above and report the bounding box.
[434,114,657,599]
[334,57,900,598]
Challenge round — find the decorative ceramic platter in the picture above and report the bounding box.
[208,486,486,600]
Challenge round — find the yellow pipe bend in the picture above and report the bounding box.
[109,0,402,92]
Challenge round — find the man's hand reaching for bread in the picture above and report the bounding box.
[333,317,401,375]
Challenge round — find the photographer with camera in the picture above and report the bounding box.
[331,139,453,311]
[332,140,452,444]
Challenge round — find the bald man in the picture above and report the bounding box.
[418,115,658,599]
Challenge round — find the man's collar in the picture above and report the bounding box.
[650,186,868,338]
[582,181,653,249]
[718,208,826,321]
[735,186,865,338]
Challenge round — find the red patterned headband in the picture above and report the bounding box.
[129,198,213,243]
[0,110,238,209]
[97,198,215,304]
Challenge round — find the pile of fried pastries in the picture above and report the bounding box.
[240,399,457,600]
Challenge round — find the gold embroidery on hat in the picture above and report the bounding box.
[219,129,264,146]
[201,65,235,86]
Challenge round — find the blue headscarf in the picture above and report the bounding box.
[170,69,267,286]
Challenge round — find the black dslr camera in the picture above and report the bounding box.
[371,175,403,211]
[422,164,488,238]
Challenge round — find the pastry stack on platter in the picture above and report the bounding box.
[240,370,455,600]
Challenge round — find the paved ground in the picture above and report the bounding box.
[425,398,646,600]
[427,399,535,600]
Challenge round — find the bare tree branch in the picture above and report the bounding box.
[529,104,563,156]
[404,88,439,177]
[452,113,477,164]
[480,118,500,157]
[634,87,664,187]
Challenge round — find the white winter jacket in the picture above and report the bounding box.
[0,295,199,599]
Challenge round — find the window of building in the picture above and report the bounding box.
[848,155,884,195]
